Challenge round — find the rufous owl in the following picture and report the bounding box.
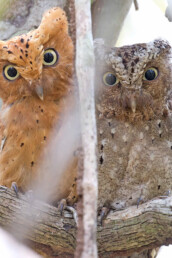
[94,39,172,218]
[0,7,77,205]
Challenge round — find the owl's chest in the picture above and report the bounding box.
[0,99,60,181]
[1,99,59,136]
[97,116,172,207]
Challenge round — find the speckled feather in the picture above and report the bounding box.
[0,7,77,202]
[95,39,172,209]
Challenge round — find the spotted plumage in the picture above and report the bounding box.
[95,39,172,210]
[0,7,77,203]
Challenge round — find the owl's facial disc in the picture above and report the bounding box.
[102,65,159,114]
[1,45,60,100]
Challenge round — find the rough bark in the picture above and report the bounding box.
[0,186,172,257]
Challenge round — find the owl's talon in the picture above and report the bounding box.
[158,190,171,199]
[58,199,67,216]
[137,197,143,208]
[100,207,110,226]
[57,199,77,225]
[66,206,78,225]
[165,190,171,197]
[11,182,19,198]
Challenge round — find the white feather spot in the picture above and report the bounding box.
[111,128,116,134]
[122,135,128,143]
[139,132,144,140]
[150,153,155,161]
[99,128,103,135]
[113,145,117,152]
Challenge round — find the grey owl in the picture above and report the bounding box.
[95,39,172,217]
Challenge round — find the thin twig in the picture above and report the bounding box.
[134,0,139,10]
[75,0,98,257]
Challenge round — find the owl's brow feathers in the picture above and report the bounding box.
[107,39,171,85]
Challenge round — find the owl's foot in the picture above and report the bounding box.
[99,207,110,226]
[11,182,19,198]
[137,190,171,207]
[11,182,34,203]
[58,199,78,225]
[58,198,67,216]
[65,206,78,225]
[137,196,143,208]
[58,193,77,216]
[57,177,78,223]
[157,190,171,199]
[58,177,78,215]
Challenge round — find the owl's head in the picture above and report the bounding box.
[0,7,73,104]
[95,39,172,122]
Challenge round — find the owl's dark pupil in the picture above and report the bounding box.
[105,73,116,86]
[44,52,54,63]
[145,69,156,80]
[7,67,17,77]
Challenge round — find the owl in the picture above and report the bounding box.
[94,39,172,221]
[0,7,77,205]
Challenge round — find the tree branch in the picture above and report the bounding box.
[0,186,172,257]
[98,196,172,256]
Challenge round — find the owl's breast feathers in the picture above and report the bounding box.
[0,98,57,188]
[97,114,172,208]
[0,97,77,203]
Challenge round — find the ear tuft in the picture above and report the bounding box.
[38,7,69,42]
[148,39,171,57]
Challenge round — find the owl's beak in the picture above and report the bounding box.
[130,97,136,113]
[35,84,44,101]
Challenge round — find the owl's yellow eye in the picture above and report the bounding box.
[103,72,119,86]
[43,48,59,66]
[143,67,158,81]
[3,65,19,81]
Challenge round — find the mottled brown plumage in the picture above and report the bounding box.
[95,39,172,211]
[0,7,77,203]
